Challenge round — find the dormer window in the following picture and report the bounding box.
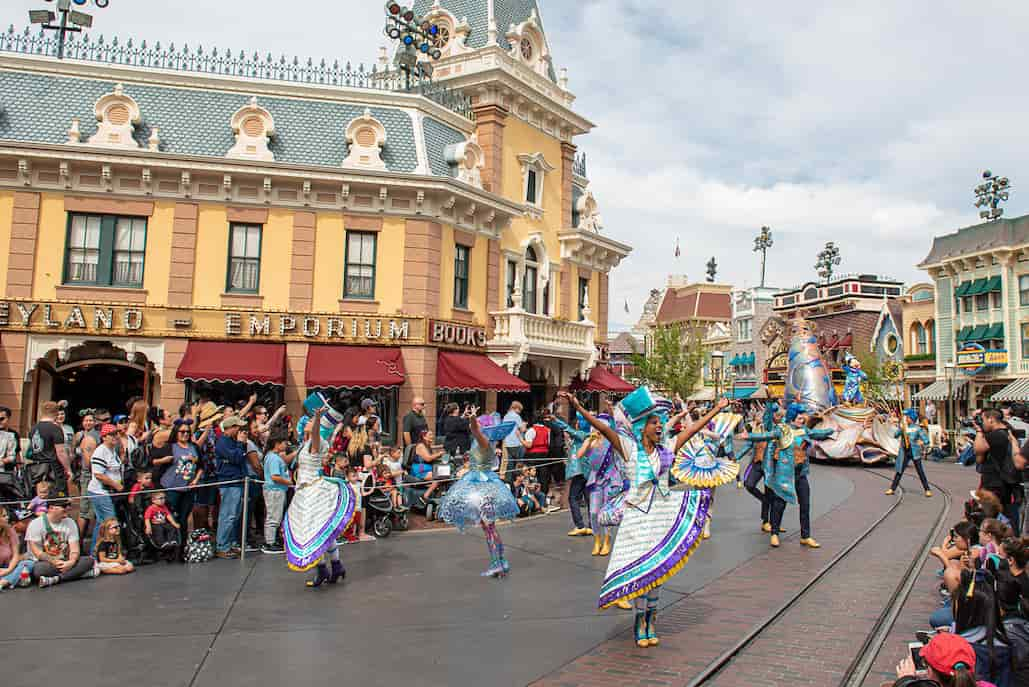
[86,83,142,150]
[520,37,534,62]
[342,109,387,171]
[227,96,275,162]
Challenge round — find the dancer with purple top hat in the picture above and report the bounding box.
[438,409,520,578]
[284,394,357,588]
[561,388,727,649]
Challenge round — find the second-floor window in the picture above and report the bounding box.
[1023,323,1029,360]
[344,231,377,299]
[454,244,469,309]
[505,260,517,308]
[737,318,752,342]
[976,293,989,311]
[227,223,262,293]
[1020,275,1029,306]
[65,213,147,288]
[526,169,538,204]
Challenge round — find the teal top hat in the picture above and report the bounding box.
[303,392,342,442]
[618,386,669,439]
[477,415,516,443]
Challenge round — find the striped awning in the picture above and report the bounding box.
[912,378,968,401]
[991,378,1029,402]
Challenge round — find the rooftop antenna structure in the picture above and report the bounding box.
[29,0,107,60]
[384,2,444,90]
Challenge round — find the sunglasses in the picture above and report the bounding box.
[177,429,190,435]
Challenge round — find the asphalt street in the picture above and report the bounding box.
[1,465,855,687]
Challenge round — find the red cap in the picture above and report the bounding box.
[100,423,118,438]
[920,632,976,677]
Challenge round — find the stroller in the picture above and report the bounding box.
[364,485,409,538]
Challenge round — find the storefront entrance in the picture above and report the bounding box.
[29,339,160,425]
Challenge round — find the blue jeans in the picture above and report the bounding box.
[929,604,953,629]
[90,492,116,545]
[1,559,33,587]
[216,486,243,552]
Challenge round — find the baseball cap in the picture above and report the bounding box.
[220,416,246,431]
[361,398,376,411]
[113,414,128,423]
[920,632,976,677]
[100,423,118,438]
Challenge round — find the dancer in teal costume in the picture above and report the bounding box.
[742,403,833,549]
[886,408,932,496]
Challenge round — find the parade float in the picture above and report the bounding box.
[780,316,899,464]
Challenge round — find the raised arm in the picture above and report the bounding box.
[558,392,622,457]
[673,398,729,453]
[308,407,325,454]
[469,414,490,455]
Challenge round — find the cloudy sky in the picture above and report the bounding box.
[10,1,1028,330]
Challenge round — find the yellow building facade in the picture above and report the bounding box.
[0,1,630,438]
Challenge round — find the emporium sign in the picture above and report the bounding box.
[956,343,1008,376]
[0,301,416,343]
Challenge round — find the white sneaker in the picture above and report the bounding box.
[38,575,60,588]
[0,580,9,591]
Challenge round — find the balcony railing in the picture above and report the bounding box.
[491,310,594,352]
[0,26,475,120]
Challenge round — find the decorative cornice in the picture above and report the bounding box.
[557,228,632,273]
[0,141,523,238]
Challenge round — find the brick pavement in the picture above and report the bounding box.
[533,466,944,687]
[862,461,980,687]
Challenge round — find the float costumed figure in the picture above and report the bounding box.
[841,354,868,405]
[743,403,834,549]
[438,414,520,578]
[885,408,932,497]
[284,398,357,588]
[741,402,778,531]
[563,389,727,649]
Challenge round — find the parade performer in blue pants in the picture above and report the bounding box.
[886,408,932,497]
[742,403,834,549]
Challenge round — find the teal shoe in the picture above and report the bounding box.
[634,612,648,648]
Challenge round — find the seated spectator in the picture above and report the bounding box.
[526,467,545,511]
[511,471,539,516]
[978,519,1013,564]
[409,429,443,507]
[144,491,181,562]
[954,568,1012,687]
[375,459,402,510]
[384,445,405,485]
[94,518,134,575]
[26,494,98,588]
[892,631,995,687]
[932,521,979,588]
[0,506,33,590]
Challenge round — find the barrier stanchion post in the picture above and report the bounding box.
[240,477,250,564]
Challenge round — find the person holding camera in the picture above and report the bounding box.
[975,410,1022,527]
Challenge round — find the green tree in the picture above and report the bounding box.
[629,322,705,398]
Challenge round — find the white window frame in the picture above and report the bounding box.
[518,152,555,218]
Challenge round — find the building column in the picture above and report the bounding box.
[402,220,442,317]
[559,265,571,320]
[486,238,500,327]
[289,212,317,311]
[167,203,199,306]
[7,192,41,298]
[560,142,577,230]
[285,343,308,422]
[400,346,438,433]
[472,104,508,195]
[598,272,610,343]
[160,339,188,416]
[0,332,28,432]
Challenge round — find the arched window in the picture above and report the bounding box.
[522,246,538,314]
[914,323,927,354]
[926,320,935,353]
[803,286,818,301]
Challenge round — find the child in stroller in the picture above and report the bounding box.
[144,492,182,562]
[364,461,408,537]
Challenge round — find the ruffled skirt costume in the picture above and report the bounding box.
[284,442,357,571]
[598,432,711,609]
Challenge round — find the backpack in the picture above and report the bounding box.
[548,423,567,458]
[527,425,550,456]
[184,528,215,564]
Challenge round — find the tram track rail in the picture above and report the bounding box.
[686,468,953,687]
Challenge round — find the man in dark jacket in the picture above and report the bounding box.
[214,416,248,558]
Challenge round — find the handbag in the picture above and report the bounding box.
[597,489,626,527]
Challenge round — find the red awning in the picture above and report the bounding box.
[436,351,530,392]
[176,341,286,385]
[569,366,635,393]
[305,345,406,389]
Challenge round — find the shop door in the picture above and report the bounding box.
[51,361,147,422]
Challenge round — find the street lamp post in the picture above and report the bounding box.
[753,226,773,288]
[29,0,107,60]
[944,361,956,456]
[710,350,724,401]
[974,170,1012,222]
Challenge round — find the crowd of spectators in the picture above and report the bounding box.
[884,405,1029,687]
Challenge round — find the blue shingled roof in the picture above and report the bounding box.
[414,0,557,81]
[0,69,467,176]
[423,117,465,177]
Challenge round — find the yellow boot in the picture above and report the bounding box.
[615,598,632,610]
[770,534,781,548]
[599,534,612,556]
[591,535,602,556]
